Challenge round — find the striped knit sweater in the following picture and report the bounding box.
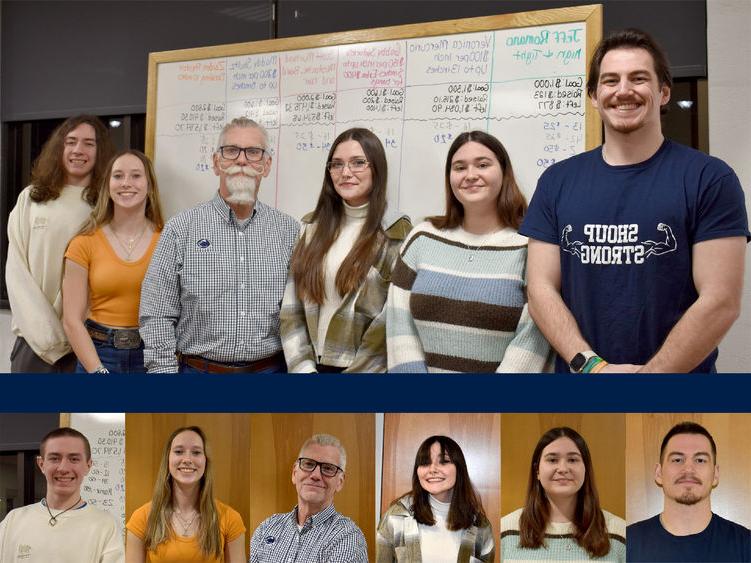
[500,507,626,562]
[386,221,550,373]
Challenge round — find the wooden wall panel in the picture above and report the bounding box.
[125,414,251,557]
[381,413,501,563]
[249,414,375,562]
[500,414,625,519]
[626,413,751,527]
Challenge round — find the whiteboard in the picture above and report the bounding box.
[67,413,126,535]
[147,5,602,221]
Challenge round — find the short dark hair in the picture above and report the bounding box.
[659,421,717,464]
[39,427,91,461]
[587,29,672,114]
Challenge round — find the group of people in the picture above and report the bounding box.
[6,28,748,374]
[1,422,747,562]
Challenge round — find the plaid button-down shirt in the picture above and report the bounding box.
[140,192,299,372]
[250,504,368,563]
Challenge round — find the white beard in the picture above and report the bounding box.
[222,165,261,206]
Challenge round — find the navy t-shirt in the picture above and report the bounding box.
[520,140,750,372]
[626,513,751,562]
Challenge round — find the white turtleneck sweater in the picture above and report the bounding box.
[316,201,368,355]
[418,494,463,563]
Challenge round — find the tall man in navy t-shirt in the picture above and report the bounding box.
[627,422,750,562]
[520,29,750,373]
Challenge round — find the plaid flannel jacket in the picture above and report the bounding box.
[376,495,495,563]
[281,210,411,373]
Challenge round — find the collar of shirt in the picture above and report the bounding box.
[210,191,259,228]
[291,503,337,533]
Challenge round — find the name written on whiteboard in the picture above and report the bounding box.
[506,27,583,66]
[411,34,493,76]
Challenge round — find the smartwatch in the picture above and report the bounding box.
[569,351,597,373]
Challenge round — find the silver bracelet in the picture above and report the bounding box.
[92,365,110,374]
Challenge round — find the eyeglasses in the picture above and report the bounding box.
[326,158,369,174]
[297,457,343,477]
[218,145,267,162]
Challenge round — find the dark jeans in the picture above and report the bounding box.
[74,340,146,374]
[10,337,76,373]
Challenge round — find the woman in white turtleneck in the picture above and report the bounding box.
[281,128,411,373]
[376,435,495,563]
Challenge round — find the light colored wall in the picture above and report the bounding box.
[708,0,751,371]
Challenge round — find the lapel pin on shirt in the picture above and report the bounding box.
[264,536,275,544]
[197,239,211,248]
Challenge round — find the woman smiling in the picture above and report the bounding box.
[63,150,164,373]
[377,435,494,563]
[386,131,549,373]
[500,427,626,561]
[126,426,245,563]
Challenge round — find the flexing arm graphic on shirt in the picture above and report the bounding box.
[643,223,677,258]
[560,224,583,258]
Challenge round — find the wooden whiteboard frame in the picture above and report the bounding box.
[146,4,603,158]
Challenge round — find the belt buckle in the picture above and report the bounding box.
[113,330,141,350]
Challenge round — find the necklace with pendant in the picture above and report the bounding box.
[466,228,503,262]
[174,509,199,536]
[109,222,148,261]
[43,496,82,526]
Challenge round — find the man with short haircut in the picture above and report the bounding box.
[0,427,124,562]
[520,29,749,373]
[249,434,367,562]
[6,115,114,372]
[627,422,750,562]
[140,117,299,373]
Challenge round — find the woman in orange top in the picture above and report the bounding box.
[63,149,164,373]
[126,426,246,563]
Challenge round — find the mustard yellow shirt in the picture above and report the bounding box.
[127,500,245,563]
[65,228,159,327]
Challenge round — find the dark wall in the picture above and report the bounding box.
[0,0,273,120]
[0,413,59,451]
[0,0,707,121]
[277,1,707,76]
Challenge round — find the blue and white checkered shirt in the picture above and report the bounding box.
[250,504,368,563]
[139,192,299,372]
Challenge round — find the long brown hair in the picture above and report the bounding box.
[519,427,611,557]
[429,130,527,230]
[78,150,165,236]
[290,128,388,304]
[144,426,223,559]
[404,435,487,531]
[29,115,114,204]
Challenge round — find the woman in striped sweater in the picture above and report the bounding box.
[386,130,550,372]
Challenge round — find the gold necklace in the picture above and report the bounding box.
[43,496,82,526]
[109,222,148,261]
[174,508,200,537]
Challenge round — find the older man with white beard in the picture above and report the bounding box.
[139,117,299,373]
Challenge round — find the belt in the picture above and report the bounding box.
[85,319,142,350]
[178,352,285,374]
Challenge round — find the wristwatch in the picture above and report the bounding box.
[569,351,597,373]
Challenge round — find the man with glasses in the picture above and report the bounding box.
[250,434,367,562]
[140,117,299,373]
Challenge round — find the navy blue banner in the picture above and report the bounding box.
[1,373,750,412]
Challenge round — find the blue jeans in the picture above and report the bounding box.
[75,340,146,374]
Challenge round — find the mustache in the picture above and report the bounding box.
[220,163,262,177]
[675,475,702,484]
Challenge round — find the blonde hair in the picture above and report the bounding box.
[78,149,164,236]
[144,426,223,559]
